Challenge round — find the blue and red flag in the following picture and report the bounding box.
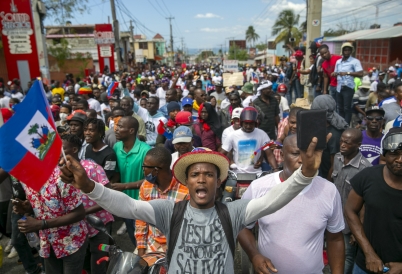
[206,83,215,92]
[0,80,62,191]
[251,72,259,83]
[107,81,119,97]
[157,120,173,140]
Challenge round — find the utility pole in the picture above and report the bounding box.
[375,5,379,26]
[110,0,122,71]
[306,0,322,100]
[129,20,135,66]
[166,17,175,66]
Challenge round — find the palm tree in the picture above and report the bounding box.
[245,26,260,47]
[272,9,302,45]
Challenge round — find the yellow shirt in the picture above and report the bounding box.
[52,87,65,101]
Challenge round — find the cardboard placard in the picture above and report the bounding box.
[223,72,243,87]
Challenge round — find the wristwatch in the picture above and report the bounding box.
[347,72,350,75]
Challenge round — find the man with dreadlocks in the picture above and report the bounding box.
[84,118,117,180]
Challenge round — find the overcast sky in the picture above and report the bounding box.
[44,0,401,51]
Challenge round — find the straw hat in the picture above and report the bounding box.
[290,98,311,109]
[172,150,229,186]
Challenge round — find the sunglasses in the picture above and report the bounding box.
[141,165,161,170]
[366,116,384,121]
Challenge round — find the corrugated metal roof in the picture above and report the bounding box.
[325,26,402,41]
[357,26,402,39]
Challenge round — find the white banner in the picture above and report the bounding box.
[223,60,239,72]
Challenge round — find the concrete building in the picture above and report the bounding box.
[325,26,402,70]
[45,24,166,71]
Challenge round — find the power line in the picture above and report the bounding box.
[147,0,166,18]
[155,0,169,16]
[322,1,401,27]
[160,0,172,16]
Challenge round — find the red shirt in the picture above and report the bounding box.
[322,55,342,87]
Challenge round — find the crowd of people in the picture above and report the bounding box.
[0,40,401,274]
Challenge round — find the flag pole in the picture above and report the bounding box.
[61,147,68,162]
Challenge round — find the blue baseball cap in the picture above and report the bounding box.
[181,97,193,107]
[172,126,193,144]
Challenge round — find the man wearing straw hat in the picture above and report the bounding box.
[59,131,331,273]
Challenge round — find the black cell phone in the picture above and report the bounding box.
[296,109,327,150]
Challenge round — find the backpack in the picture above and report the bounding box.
[166,200,235,268]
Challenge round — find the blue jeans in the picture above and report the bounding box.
[337,86,355,124]
[344,233,357,274]
[124,218,137,248]
[286,79,302,103]
[11,212,42,274]
[329,85,338,113]
[352,263,367,274]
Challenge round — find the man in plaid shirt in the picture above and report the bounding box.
[135,147,189,256]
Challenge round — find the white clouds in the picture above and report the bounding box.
[184,30,190,33]
[195,13,223,19]
[200,27,227,32]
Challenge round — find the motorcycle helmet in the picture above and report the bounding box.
[240,107,259,125]
[277,83,287,95]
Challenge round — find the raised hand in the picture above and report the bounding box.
[300,133,332,177]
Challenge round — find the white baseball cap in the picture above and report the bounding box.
[231,107,244,119]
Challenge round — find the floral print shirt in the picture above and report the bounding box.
[80,159,114,237]
[22,167,88,259]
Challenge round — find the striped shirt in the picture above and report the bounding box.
[135,178,189,251]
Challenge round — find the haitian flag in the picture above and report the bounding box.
[251,72,259,83]
[107,81,119,97]
[206,83,215,92]
[0,80,62,191]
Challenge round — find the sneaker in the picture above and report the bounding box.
[8,247,18,259]
[117,223,127,235]
[5,239,12,253]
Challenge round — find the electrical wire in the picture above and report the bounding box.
[322,1,401,27]
[147,0,167,18]
[160,0,172,16]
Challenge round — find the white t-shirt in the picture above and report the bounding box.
[212,75,222,83]
[74,83,80,94]
[87,98,101,113]
[209,91,226,108]
[222,128,270,174]
[144,113,167,145]
[242,95,253,107]
[370,81,378,92]
[11,92,24,101]
[278,96,289,120]
[220,98,230,110]
[242,172,344,274]
[0,97,10,108]
[156,87,167,108]
[222,125,236,145]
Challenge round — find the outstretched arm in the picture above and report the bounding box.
[59,155,157,225]
[244,133,331,224]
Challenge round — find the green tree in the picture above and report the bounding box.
[271,9,302,45]
[255,42,267,52]
[48,38,71,70]
[245,26,260,47]
[43,0,89,25]
[227,45,248,61]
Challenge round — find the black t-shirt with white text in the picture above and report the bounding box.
[351,165,402,272]
[85,144,117,179]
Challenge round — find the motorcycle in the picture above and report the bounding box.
[86,215,167,274]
